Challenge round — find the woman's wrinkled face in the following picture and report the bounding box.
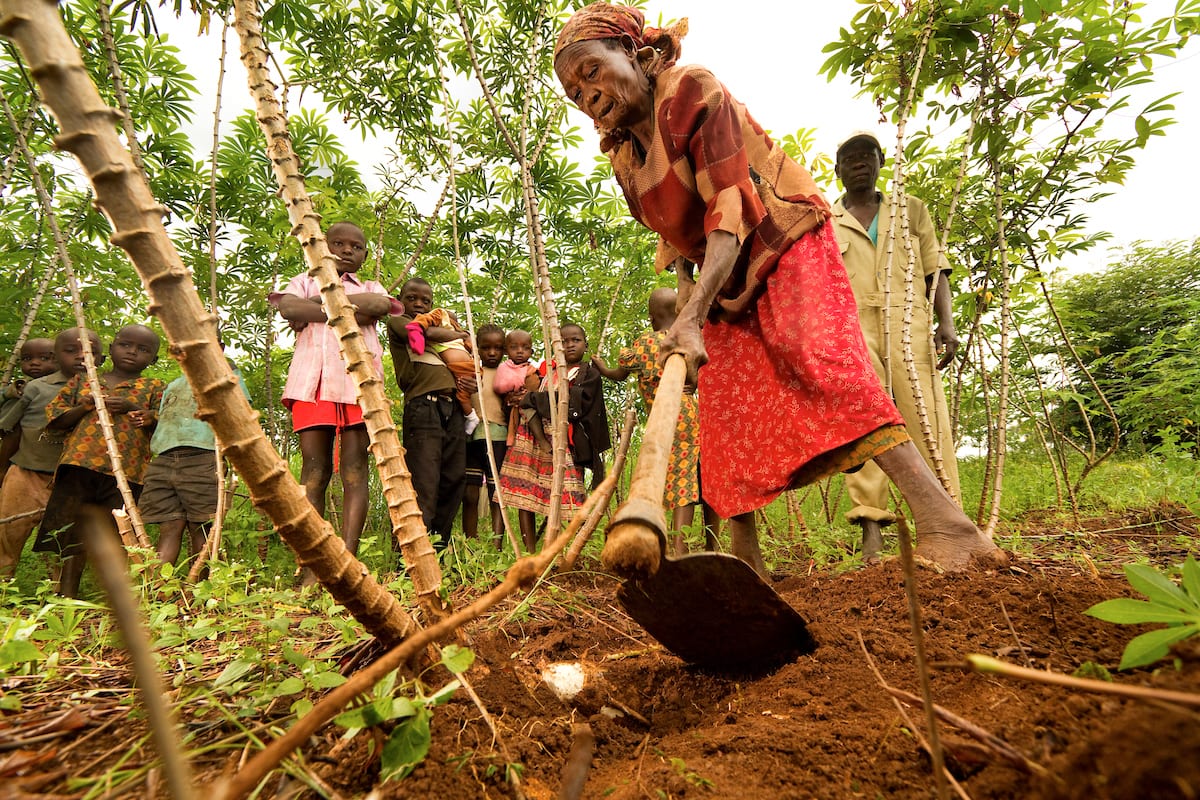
[555,38,653,132]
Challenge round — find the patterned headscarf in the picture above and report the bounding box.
[554,2,687,80]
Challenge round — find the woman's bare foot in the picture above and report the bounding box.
[874,442,1007,572]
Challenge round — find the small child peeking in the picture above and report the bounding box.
[462,324,509,545]
[34,324,166,597]
[405,308,480,434]
[1,338,58,477]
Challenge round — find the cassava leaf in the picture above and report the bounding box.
[381,707,431,782]
[1123,563,1192,609]
[1181,557,1200,601]
[1118,624,1199,670]
[440,644,475,675]
[1085,598,1199,625]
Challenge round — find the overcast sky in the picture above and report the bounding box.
[160,0,1198,275]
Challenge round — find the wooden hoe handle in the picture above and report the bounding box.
[602,354,687,577]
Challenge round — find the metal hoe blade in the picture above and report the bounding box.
[617,552,817,673]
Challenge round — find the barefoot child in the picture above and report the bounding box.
[499,323,607,551]
[269,221,400,570]
[141,347,248,573]
[34,325,165,597]
[404,308,480,434]
[0,329,100,578]
[462,324,507,544]
[0,338,57,477]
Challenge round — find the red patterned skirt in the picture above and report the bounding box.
[699,221,907,518]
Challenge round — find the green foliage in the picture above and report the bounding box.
[1050,238,1200,451]
[1086,558,1200,669]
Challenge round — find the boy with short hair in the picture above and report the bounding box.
[270,223,399,570]
[387,277,472,551]
[34,324,165,597]
[0,338,58,477]
[0,329,101,578]
[462,324,507,544]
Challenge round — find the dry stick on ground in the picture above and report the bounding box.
[557,722,596,800]
[79,507,196,800]
[0,0,418,648]
[962,654,1200,709]
[882,683,1053,778]
[231,0,449,623]
[895,517,949,800]
[561,405,636,571]
[384,173,452,293]
[214,474,615,800]
[1,90,149,548]
[189,15,231,585]
[857,632,972,800]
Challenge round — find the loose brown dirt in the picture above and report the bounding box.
[4,505,1199,799]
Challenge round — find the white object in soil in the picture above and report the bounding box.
[542,662,587,701]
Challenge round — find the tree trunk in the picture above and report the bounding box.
[0,0,419,648]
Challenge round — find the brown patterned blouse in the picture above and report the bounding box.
[606,64,830,319]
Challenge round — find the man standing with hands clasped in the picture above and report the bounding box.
[832,131,963,564]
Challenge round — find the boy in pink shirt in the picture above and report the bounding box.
[269,222,400,568]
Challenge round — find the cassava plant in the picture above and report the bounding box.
[1085,557,1200,670]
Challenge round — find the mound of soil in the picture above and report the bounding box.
[319,531,1200,798]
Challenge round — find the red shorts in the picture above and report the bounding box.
[286,398,365,433]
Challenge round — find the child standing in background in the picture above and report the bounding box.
[462,324,508,545]
[593,288,716,555]
[34,324,165,597]
[141,352,249,573]
[499,323,607,551]
[0,329,101,578]
[0,338,58,476]
[269,221,400,571]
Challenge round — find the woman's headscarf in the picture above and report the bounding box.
[554,2,687,81]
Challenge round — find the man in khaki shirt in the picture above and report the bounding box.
[831,131,962,563]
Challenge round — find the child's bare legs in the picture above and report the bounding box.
[589,460,605,492]
[670,504,691,556]
[156,519,188,564]
[873,442,1004,570]
[463,481,481,538]
[671,502,721,556]
[729,512,768,579]
[59,553,84,598]
[298,427,335,519]
[527,416,551,451]
[519,509,539,553]
[339,426,371,556]
[489,493,505,549]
